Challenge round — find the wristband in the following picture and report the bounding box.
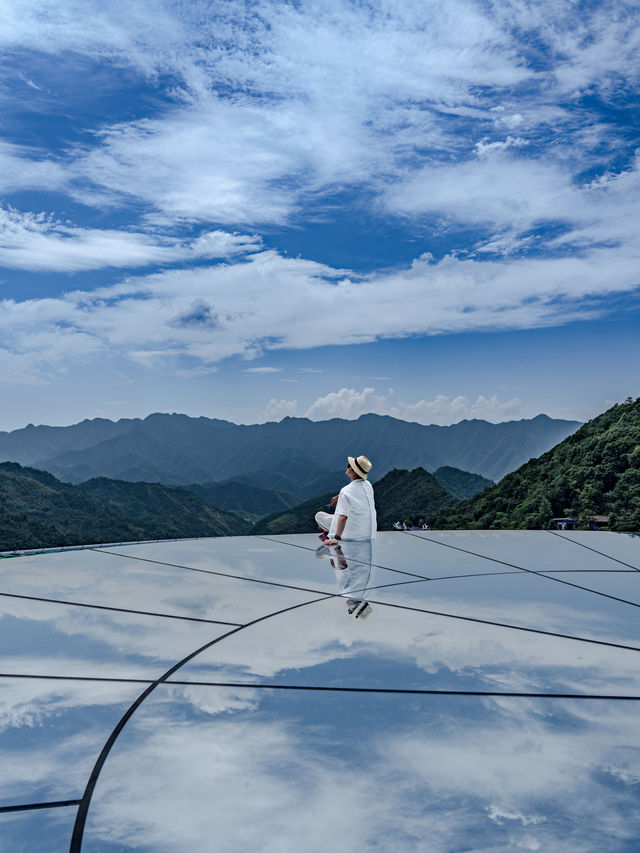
[334,534,341,541]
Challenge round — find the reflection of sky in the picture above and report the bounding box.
[84,691,640,853]
[1,532,640,850]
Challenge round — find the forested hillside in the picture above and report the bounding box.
[374,468,454,529]
[253,466,476,534]
[0,463,249,552]
[429,398,640,530]
[184,479,298,520]
[433,466,494,500]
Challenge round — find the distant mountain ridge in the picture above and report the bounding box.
[0,412,581,487]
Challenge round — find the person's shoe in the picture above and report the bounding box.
[350,601,373,621]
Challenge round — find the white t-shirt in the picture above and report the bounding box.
[329,478,377,540]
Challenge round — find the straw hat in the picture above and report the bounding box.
[348,455,372,479]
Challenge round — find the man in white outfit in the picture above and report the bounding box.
[315,455,377,546]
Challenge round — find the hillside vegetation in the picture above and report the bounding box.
[253,466,488,534]
[433,466,494,500]
[429,398,640,531]
[0,463,249,552]
[184,479,299,520]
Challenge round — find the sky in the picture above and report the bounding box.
[1,0,639,432]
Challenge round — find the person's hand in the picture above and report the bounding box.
[330,495,339,506]
[324,538,341,547]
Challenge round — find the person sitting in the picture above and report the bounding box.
[315,455,377,546]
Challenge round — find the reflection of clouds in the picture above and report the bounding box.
[85,692,640,853]
[0,672,138,730]
[90,705,392,853]
[180,596,640,699]
[0,679,141,801]
[4,543,321,623]
[0,598,229,668]
[382,703,640,852]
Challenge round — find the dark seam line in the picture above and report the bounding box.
[3,572,639,690]
[91,541,635,607]
[97,541,434,585]
[255,536,637,586]
[92,547,418,603]
[156,681,640,700]
[69,592,334,853]
[404,532,640,610]
[92,548,348,596]
[0,800,81,814]
[1,673,636,701]
[367,568,637,596]
[540,569,636,574]
[0,591,242,627]
[1,566,631,628]
[254,535,433,580]
[547,530,640,572]
[363,596,640,653]
[0,673,152,683]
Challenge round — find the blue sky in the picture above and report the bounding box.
[1,0,639,431]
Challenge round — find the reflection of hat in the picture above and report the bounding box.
[348,455,372,479]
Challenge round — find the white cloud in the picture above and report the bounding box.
[387,147,640,256]
[303,388,525,425]
[258,388,526,425]
[474,135,529,156]
[398,393,525,425]
[1,239,639,385]
[0,142,66,195]
[242,367,282,374]
[0,0,638,402]
[262,398,299,421]
[0,206,260,272]
[305,387,389,421]
[1,0,636,235]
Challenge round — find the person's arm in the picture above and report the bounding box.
[325,514,347,546]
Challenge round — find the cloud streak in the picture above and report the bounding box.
[1,239,639,384]
[0,207,261,272]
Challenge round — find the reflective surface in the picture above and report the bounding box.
[2,531,640,851]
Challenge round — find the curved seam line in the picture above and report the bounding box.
[69,592,334,853]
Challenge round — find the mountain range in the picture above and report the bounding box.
[0,411,581,488]
[429,397,640,531]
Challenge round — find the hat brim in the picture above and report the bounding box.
[348,456,368,479]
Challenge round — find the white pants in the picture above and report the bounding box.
[315,511,333,532]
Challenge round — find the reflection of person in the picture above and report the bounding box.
[315,455,377,547]
[316,537,374,621]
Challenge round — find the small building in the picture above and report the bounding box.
[585,515,610,530]
[551,517,577,530]
[550,515,610,531]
